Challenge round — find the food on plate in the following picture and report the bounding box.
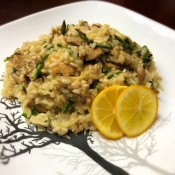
[2,20,162,136]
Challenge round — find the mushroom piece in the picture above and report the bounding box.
[137,66,146,84]
[51,62,75,76]
[85,47,103,61]
[64,36,83,46]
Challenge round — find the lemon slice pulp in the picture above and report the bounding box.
[115,85,158,137]
[91,85,127,139]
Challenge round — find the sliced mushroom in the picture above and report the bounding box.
[11,55,27,68]
[137,66,145,84]
[85,47,103,61]
[81,62,102,79]
[103,62,118,69]
[64,36,83,46]
[109,46,121,64]
[51,62,75,76]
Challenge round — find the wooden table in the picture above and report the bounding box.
[0,0,175,29]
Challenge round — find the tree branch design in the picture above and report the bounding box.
[0,94,172,174]
[0,108,128,175]
[0,112,59,164]
[91,114,173,175]
[41,114,173,175]
[0,98,21,110]
[43,146,107,175]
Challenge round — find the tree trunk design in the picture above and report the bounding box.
[0,97,174,175]
[0,103,128,175]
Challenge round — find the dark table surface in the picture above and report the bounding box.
[0,0,175,29]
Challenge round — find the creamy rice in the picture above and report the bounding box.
[2,20,162,135]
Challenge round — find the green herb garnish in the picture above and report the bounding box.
[107,74,114,79]
[11,67,17,73]
[44,44,54,50]
[32,54,48,81]
[140,46,152,65]
[94,83,101,90]
[62,100,74,114]
[22,112,28,118]
[107,70,122,79]
[31,107,40,115]
[90,81,101,90]
[57,43,62,47]
[61,20,67,35]
[114,35,136,54]
[95,43,113,50]
[76,29,113,50]
[76,29,93,44]
[4,56,12,62]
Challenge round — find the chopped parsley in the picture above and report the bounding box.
[76,29,93,44]
[107,70,122,79]
[62,100,74,114]
[114,35,136,54]
[140,46,152,66]
[32,54,48,81]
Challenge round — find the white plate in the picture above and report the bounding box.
[0,1,175,175]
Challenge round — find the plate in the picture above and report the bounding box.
[0,1,175,175]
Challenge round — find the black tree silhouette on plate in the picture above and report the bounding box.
[0,96,174,175]
[0,98,128,175]
[42,114,174,175]
[92,115,174,175]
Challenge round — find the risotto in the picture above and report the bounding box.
[2,20,161,136]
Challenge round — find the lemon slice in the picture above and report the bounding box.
[115,85,158,137]
[91,85,127,139]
